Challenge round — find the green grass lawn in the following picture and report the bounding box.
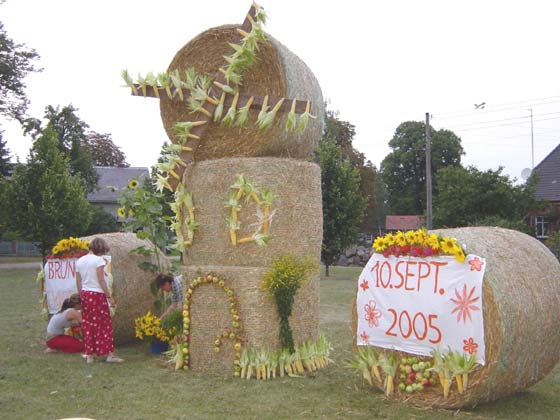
[1,266,559,420]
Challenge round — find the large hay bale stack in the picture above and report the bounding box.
[81,232,171,345]
[181,157,322,373]
[160,25,324,161]
[354,227,560,408]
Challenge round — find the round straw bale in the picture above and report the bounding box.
[352,227,560,408]
[183,264,319,373]
[160,25,325,161]
[181,157,322,267]
[81,232,172,345]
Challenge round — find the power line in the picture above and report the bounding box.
[433,95,560,120]
[440,116,560,132]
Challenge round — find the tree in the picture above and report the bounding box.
[83,132,129,167]
[325,108,365,167]
[380,121,464,215]
[0,130,11,177]
[326,109,382,235]
[2,128,91,260]
[314,136,365,276]
[84,205,118,235]
[24,105,98,191]
[433,165,536,230]
[0,21,41,122]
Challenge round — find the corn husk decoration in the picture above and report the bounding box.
[169,69,185,101]
[446,349,478,394]
[256,95,269,127]
[137,73,148,96]
[121,69,138,95]
[144,72,159,98]
[285,98,297,132]
[165,142,193,154]
[222,92,239,126]
[157,72,173,99]
[157,161,180,181]
[235,96,254,127]
[173,121,206,143]
[258,97,285,131]
[224,191,242,246]
[213,92,226,122]
[155,173,172,192]
[296,101,316,134]
[259,187,274,234]
[239,347,250,379]
[379,352,398,396]
[429,348,453,398]
[237,232,270,246]
[164,340,185,371]
[184,67,198,91]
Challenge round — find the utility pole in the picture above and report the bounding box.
[529,108,534,169]
[425,112,432,229]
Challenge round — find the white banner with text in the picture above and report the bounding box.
[356,253,487,364]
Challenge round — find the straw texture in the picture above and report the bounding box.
[81,232,171,345]
[181,157,323,267]
[183,265,320,374]
[160,25,325,161]
[352,227,560,408]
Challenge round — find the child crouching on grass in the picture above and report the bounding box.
[45,293,84,353]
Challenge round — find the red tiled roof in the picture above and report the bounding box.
[385,215,425,230]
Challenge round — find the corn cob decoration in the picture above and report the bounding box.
[379,352,398,396]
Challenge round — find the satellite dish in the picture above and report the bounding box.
[521,168,532,180]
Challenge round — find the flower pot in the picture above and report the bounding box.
[150,340,169,354]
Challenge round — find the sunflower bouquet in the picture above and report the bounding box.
[372,229,466,262]
[134,311,173,343]
[48,237,89,260]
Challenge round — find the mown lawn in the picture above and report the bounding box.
[1,266,558,420]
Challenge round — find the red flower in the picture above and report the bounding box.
[360,331,370,343]
[364,300,382,328]
[468,257,484,272]
[463,337,479,355]
[359,279,369,292]
[450,284,481,323]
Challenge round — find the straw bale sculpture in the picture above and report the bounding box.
[125,3,324,373]
[353,227,560,408]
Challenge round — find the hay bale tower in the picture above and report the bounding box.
[81,232,171,345]
[160,25,325,161]
[182,158,322,373]
[159,20,325,373]
[356,227,560,408]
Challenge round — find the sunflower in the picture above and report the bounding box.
[440,237,458,255]
[117,207,126,218]
[128,179,140,189]
[373,236,386,252]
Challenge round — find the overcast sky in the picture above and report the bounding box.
[1,0,559,181]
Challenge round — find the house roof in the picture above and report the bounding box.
[385,215,425,231]
[87,166,149,203]
[533,143,560,202]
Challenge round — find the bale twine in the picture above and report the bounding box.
[352,227,560,408]
[160,24,325,161]
[183,264,320,374]
[81,232,172,345]
[182,157,323,267]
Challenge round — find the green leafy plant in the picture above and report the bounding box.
[261,254,318,352]
[115,178,176,313]
[160,308,183,339]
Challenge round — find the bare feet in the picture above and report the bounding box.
[44,347,59,353]
[106,355,124,363]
